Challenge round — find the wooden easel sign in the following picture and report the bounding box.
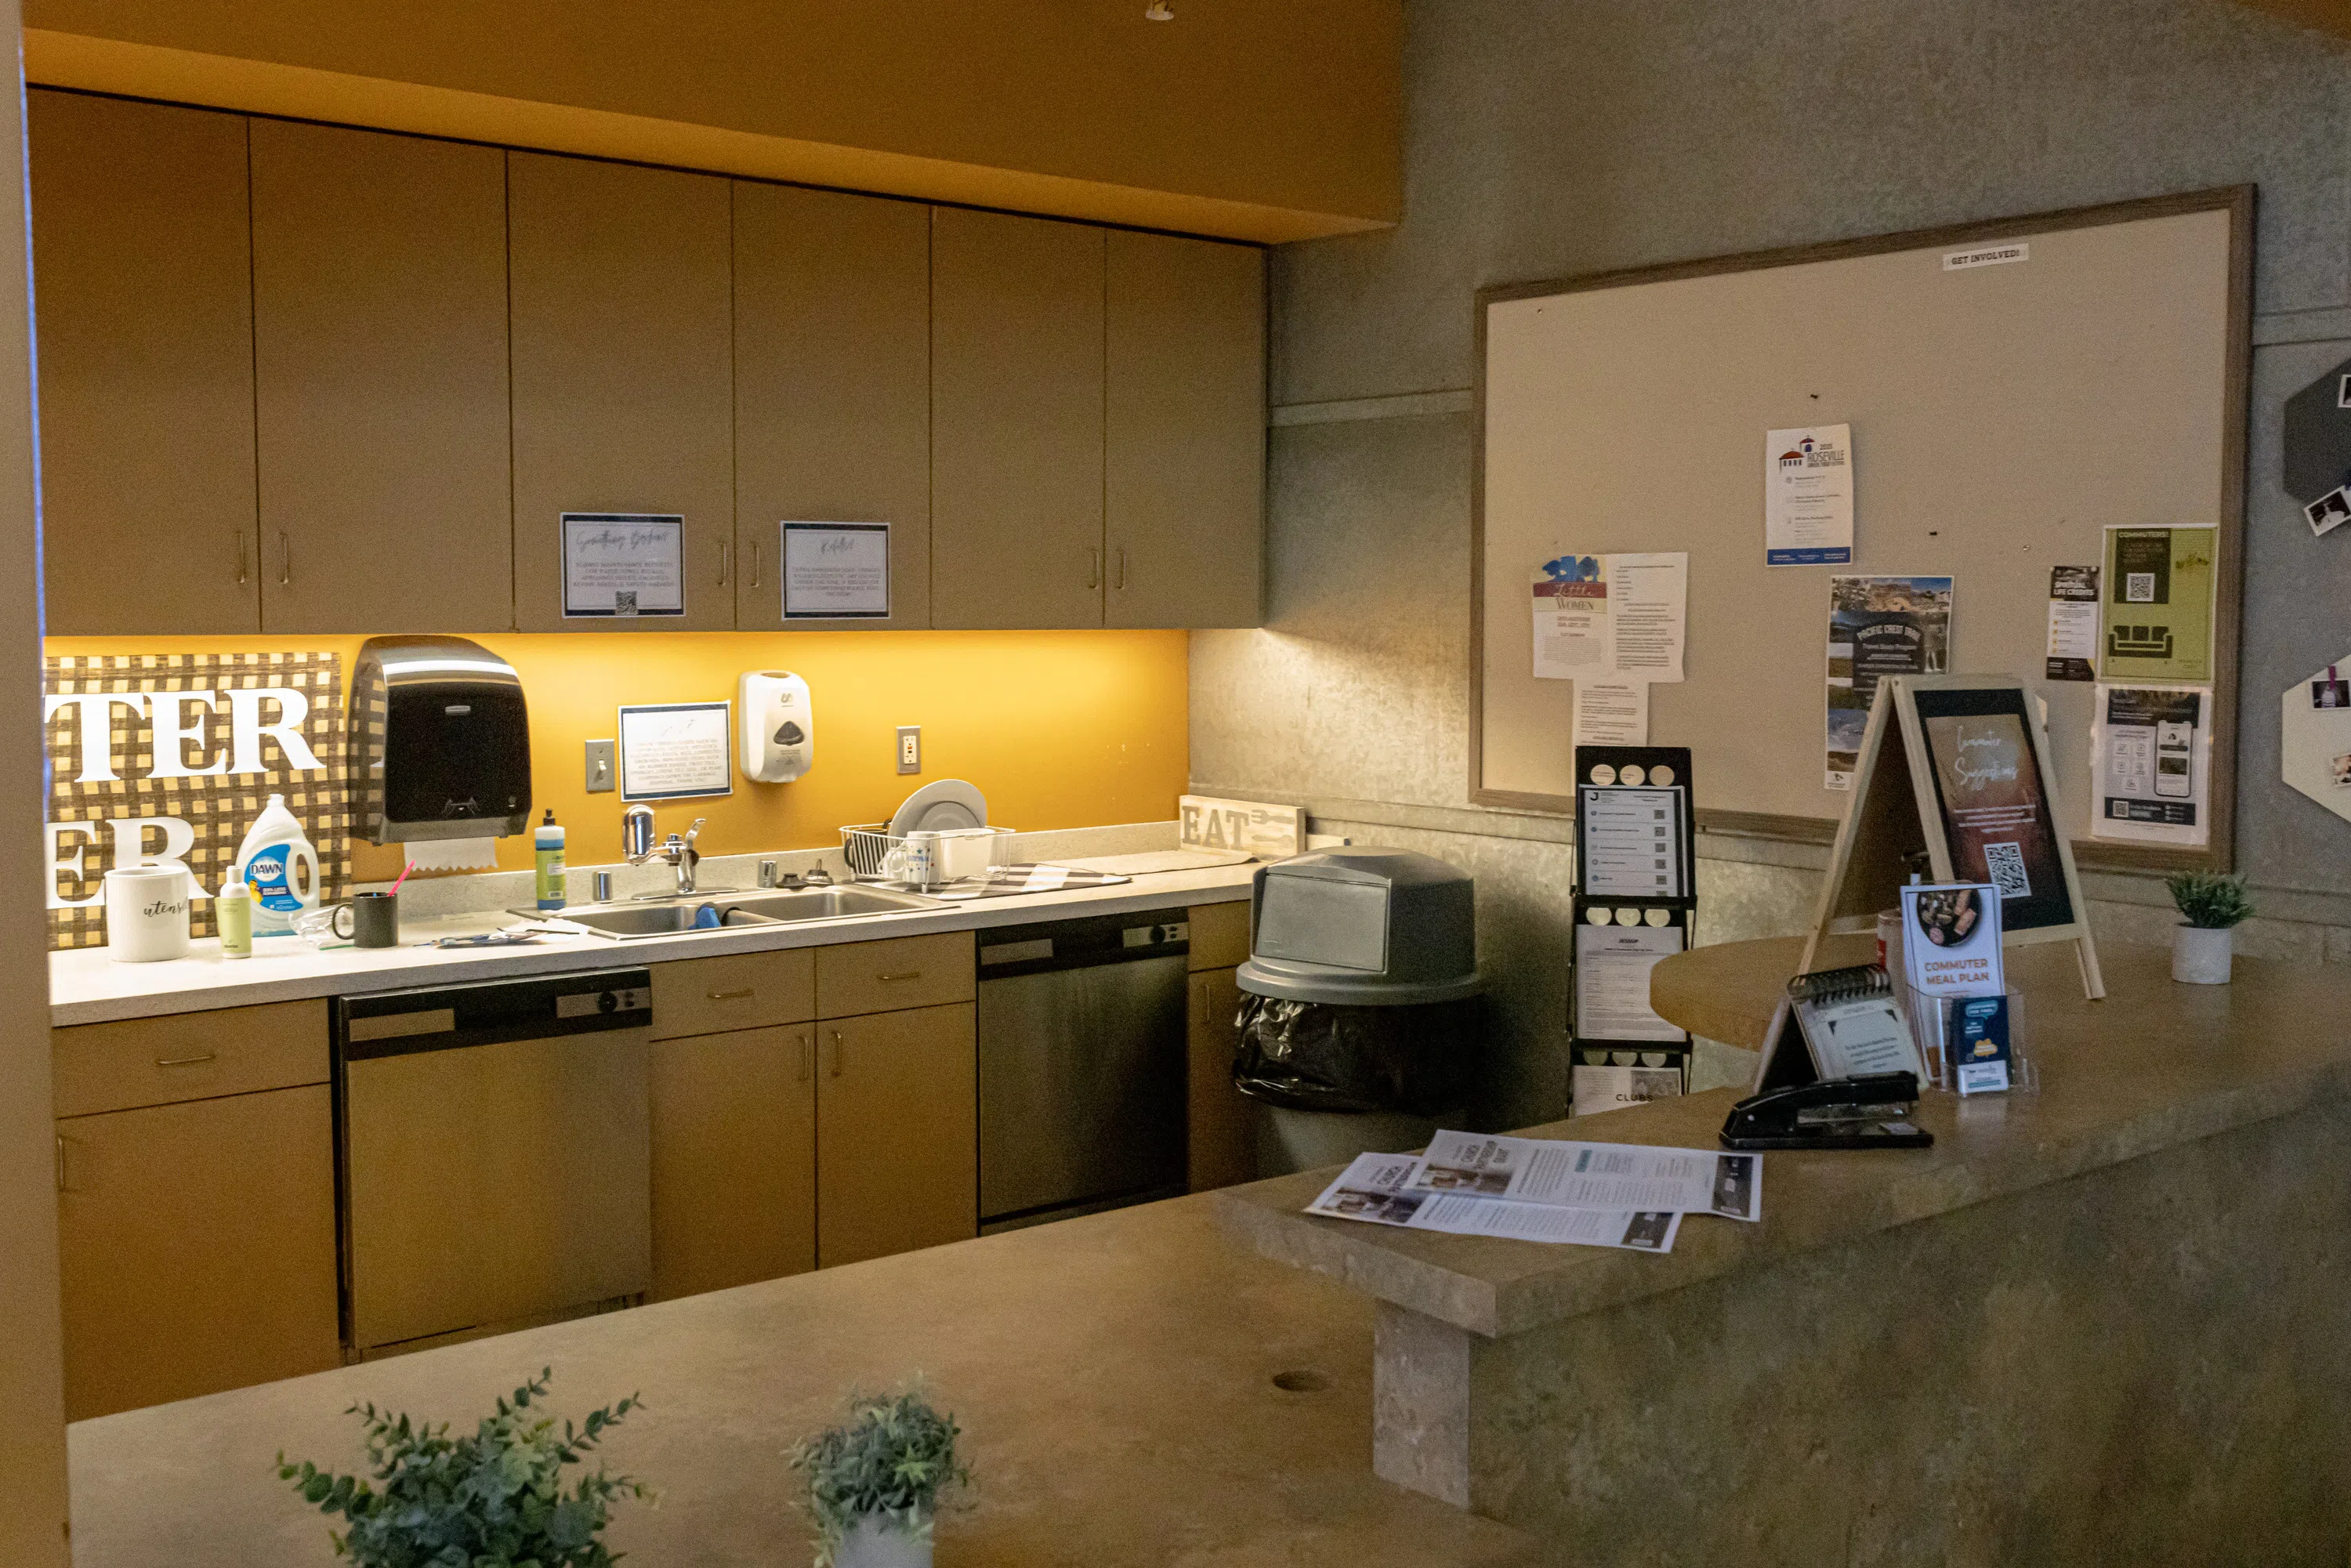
[1803,675,2104,999]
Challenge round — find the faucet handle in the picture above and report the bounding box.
[683,817,707,846]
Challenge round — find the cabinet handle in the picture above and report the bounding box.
[1088,548,1103,589]
[828,1028,844,1077]
[55,1134,74,1193]
[154,1052,219,1068]
[752,541,763,589]
[718,541,730,587]
[277,531,292,585]
[877,970,921,983]
[1118,546,1130,591]
[706,987,755,1001]
[797,1030,813,1083]
[234,532,249,586]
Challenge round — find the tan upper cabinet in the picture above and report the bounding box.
[510,153,734,632]
[930,208,1106,629]
[250,121,512,633]
[30,92,259,635]
[734,184,931,631]
[1107,232,1266,629]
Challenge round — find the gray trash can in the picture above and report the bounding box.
[1230,847,1483,1175]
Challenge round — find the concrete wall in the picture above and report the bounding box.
[1194,0,2351,1125]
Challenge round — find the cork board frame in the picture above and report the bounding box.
[1470,187,2253,875]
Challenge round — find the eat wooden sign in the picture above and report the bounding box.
[1179,795,1304,860]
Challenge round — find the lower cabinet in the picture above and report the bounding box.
[649,1023,817,1301]
[1187,966,1257,1192]
[56,1084,341,1421]
[816,1002,978,1267]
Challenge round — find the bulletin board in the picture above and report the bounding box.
[1472,188,2251,872]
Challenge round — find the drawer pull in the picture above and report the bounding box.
[797,1031,813,1083]
[706,988,756,1001]
[154,1052,219,1069]
[877,970,922,983]
[828,1029,844,1078]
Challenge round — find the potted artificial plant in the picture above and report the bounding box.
[792,1387,971,1568]
[2166,870,2252,984]
[277,1370,646,1568]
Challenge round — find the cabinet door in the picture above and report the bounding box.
[930,208,1104,629]
[817,1002,976,1267]
[1107,232,1266,629]
[511,153,734,632]
[1187,966,1256,1192]
[734,183,931,631]
[29,92,259,635]
[56,1085,340,1421]
[650,1025,817,1300]
[251,121,512,633]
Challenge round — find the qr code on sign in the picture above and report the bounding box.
[1983,842,2030,900]
[2125,572,2156,603]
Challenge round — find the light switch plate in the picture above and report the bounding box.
[585,738,616,793]
[897,726,921,775]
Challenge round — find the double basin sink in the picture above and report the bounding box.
[523,885,946,940]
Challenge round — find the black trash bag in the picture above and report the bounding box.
[1231,994,1480,1114]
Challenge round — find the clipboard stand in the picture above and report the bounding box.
[1802,675,2104,1001]
[1568,746,1698,1111]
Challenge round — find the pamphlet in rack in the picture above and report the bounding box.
[1896,881,2026,1095]
[1570,746,1697,1115]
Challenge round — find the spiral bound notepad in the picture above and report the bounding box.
[1757,963,1927,1092]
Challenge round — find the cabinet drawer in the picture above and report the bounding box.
[817,932,975,1018]
[53,1001,329,1119]
[650,949,816,1040]
[1187,900,1252,971]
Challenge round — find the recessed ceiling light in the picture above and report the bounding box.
[1145,2,1174,19]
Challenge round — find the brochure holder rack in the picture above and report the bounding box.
[1802,675,2104,1000]
[1569,745,1698,1114]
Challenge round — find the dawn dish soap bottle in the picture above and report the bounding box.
[534,809,567,911]
[233,793,320,936]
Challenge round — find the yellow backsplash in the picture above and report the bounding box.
[43,629,1190,882]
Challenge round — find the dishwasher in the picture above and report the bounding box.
[976,911,1190,1232]
[333,968,653,1358]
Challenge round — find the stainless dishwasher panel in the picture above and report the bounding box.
[335,970,652,1354]
[977,914,1189,1226]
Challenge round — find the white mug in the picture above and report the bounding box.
[883,833,940,887]
[106,862,193,963]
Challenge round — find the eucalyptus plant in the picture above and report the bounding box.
[2166,870,2254,930]
[277,1369,647,1568]
[790,1387,971,1566]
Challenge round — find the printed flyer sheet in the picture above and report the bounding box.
[2100,525,2215,686]
[1897,882,2007,1000]
[1305,1153,1683,1251]
[1765,424,1855,566]
[1413,1131,1760,1222]
[2045,565,2099,682]
[1577,784,1686,897]
[1571,679,1650,750]
[1570,1058,1686,1117]
[1825,575,1954,789]
[2089,685,2212,847]
[1532,552,1688,683]
[1573,920,1688,1042]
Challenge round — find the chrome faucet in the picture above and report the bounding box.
[624,806,707,896]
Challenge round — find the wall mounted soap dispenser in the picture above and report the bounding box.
[739,670,814,783]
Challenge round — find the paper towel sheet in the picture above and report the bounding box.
[404,837,500,871]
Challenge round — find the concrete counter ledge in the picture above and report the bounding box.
[1218,943,2351,1563]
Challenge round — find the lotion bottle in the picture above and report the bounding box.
[216,878,252,959]
[534,809,567,911]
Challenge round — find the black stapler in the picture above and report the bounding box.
[1719,1071,1934,1151]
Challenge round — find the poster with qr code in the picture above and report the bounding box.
[43,653,351,950]
[1910,683,2078,933]
[2099,524,2215,686]
[2090,685,2211,848]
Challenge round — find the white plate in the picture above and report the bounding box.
[888,778,988,836]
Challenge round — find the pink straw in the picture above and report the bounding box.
[386,860,417,896]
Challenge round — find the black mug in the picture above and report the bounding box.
[350,891,399,948]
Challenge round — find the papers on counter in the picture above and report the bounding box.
[1303,1132,1762,1255]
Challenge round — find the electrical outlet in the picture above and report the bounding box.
[897,726,922,775]
[585,738,616,793]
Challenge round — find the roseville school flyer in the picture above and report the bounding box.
[1765,424,1854,566]
[1305,1153,1685,1252]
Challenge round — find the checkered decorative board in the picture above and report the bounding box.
[45,653,351,949]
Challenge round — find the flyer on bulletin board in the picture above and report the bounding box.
[1532,553,1687,683]
[2099,525,2215,686]
[1765,424,1854,566]
[2089,684,2212,847]
[1824,575,1954,789]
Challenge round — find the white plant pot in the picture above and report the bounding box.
[2172,923,2233,985]
[834,1512,932,1568]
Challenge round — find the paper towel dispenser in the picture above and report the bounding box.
[351,636,531,845]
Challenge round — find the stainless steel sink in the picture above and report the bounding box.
[519,885,944,940]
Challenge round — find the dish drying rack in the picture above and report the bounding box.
[840,824,1018,888]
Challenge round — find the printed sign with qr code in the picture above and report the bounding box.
[2125,573,2156,603]
[1982,842,2032,900]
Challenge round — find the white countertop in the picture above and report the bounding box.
[49,864,1256,1027]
